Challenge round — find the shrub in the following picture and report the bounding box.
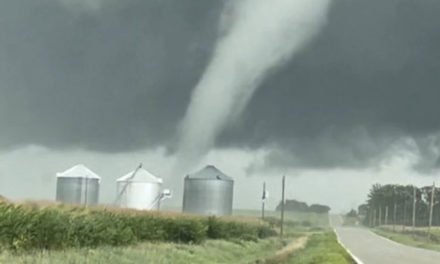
[164,218,207,244]
[263,217,281,228]
[258,225,278,238]
[206,216,274,241]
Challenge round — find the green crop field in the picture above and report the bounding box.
[0,223,348,264]
[0,201,274,252]
[0,201,352,264]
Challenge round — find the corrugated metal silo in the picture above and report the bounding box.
[116,166,163,210]
[182,165,234,216]
[56,164,100,205]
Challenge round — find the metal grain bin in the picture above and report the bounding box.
[116,166,163,210]
[56,164,100,205]
[182,165,234,216]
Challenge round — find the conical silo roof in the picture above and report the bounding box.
[56,164,101,179]
[117,168,163,183]
[186,165,233,181]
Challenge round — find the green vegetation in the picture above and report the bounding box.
[0,201,274,251]
[359,182,440,252]
[286,232,355,264]
[0,238,284,264]
[0,229,350,264]
[275,199,331,214]
[374,227,440,252]
[235,209,352,263]
[0,203,353,264]
[361,183,440,227]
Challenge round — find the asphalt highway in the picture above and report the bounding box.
[331,215,440,264]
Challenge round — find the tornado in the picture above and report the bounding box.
[177,0,332,169]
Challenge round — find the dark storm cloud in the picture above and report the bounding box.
[0,0,223,150]
[1,0,440,170]
[224,0,440,170]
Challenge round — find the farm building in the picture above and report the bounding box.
[116,165,164,210]
[56,164,100,206]
[182,165,234,216]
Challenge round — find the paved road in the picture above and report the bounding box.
[330,215,440,264]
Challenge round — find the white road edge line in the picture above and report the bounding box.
[333,228,365,264]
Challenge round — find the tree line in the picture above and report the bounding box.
[276,199,331,214]
[358,183,440,227]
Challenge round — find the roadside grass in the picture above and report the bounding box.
[234,210,355,263]
[285,232,355,264]
[0,230,352,264]
[0,238,284,264]
[374,227,440,252]
[262,236,309,264]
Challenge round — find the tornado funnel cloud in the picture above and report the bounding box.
[176,0,332,169]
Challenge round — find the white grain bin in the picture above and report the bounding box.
[182,165,234,216]
[56,164,100,205]
[116,166,163,210]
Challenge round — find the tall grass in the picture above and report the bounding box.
[374,227,440,252]
[0,201,275,251]
[0,237,284,264]
[286,232,355,264]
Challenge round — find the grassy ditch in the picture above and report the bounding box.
[252,211,353,264]
[0,238,285,264]
[285,232,355,264]
[374,227,440,252]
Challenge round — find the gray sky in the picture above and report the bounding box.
[1,0,440,211]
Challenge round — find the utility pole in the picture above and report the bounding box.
[428,182,435,240]
[369,208,373,227]
[402,200,407,231]
[280,175,286,238]
[261,182,266,220]
[385,206,389,225]
[393,187,397,232]
[373,209,376,227]
[378,206,382,226]
[412,186,417,231]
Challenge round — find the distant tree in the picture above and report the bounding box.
[276,199,331,214]
[276,199,308,212]
[346,209,358,218]
[362,183,440,227]
[309,204,331,214]
[358,204,368,216]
